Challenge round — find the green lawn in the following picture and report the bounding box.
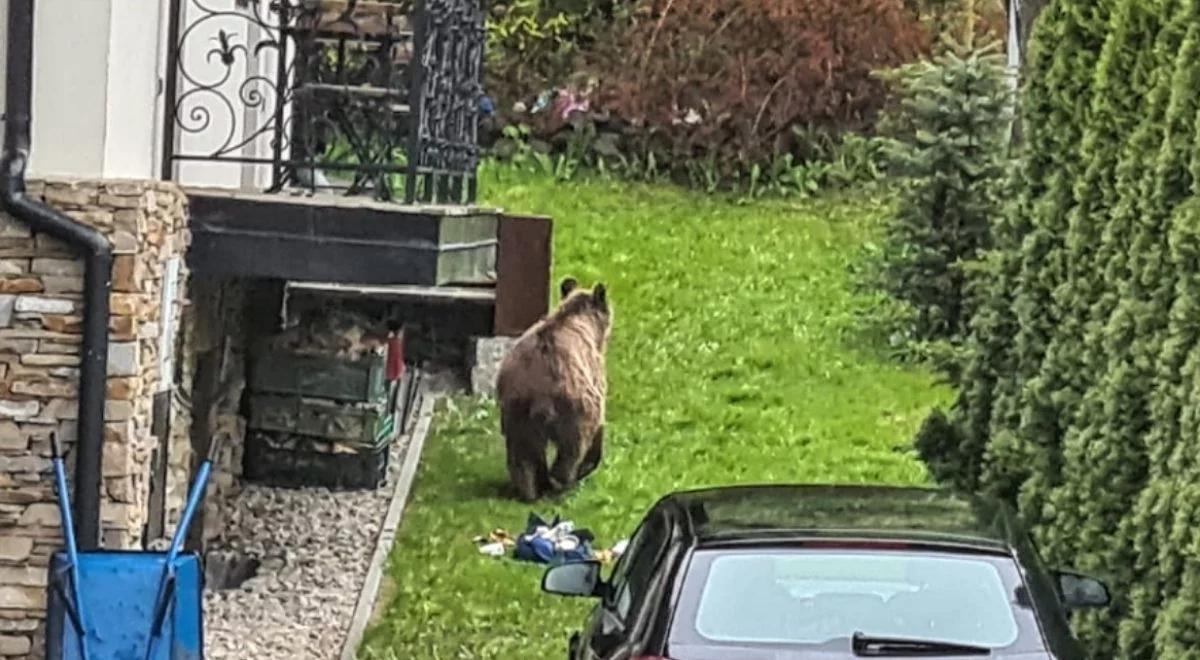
[359,170,952,658]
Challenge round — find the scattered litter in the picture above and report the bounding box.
[478,94,495,117]
[531,89,555,115]
[514,513,595,565]
[592,538,630,565]
[474,518,631,566]
[552,89,590,122]
[478,542,507,557]
[473,528,516,558]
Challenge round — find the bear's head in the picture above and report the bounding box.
[558,277,612,345]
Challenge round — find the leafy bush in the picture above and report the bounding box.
[480,0,1027,194]
[904,0,1009,48]
[866,44,1012,355]
[574,0,929,185]
[484,0,638,112]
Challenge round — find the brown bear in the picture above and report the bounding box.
[496,278,612,501]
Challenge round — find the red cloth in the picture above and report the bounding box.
[386,331,405,382]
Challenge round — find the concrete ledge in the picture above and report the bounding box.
[339,392,439,660]
[470,336,518,397]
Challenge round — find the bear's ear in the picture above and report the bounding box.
[593,283,608,308]
[560,277,578,299]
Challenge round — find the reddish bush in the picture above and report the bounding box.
[585,0,930,176]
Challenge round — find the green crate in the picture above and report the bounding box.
[243,430,390,490]
[247,393,394,446]
[249,350,388,403]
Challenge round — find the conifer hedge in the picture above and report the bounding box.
[915,0,1200,656]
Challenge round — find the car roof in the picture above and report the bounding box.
[657,484,1019,553]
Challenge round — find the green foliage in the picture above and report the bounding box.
[867,44,1011,360]
[359,170,951,658]
[918,0,1200,656]
[485,0,614,104]
[489,120,890,199]
[1031,0,1166,551]
[981,0,1114,513]
[484,0,931,196]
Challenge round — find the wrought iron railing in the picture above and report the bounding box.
[161,0,484,204]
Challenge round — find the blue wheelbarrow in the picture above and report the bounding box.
[46,433,221,660]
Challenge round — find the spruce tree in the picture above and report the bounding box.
[914,3,1062,492]
[875,46,1013,346]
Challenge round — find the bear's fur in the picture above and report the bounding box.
[496,278,612,501]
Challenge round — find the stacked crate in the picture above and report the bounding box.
[243,330,410,490]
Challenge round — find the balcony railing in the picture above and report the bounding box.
[161,0,485,204]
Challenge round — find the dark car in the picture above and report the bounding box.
[541,484,1110,659]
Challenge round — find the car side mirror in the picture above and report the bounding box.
[542,560,605,598]
[1056,570,1110,609]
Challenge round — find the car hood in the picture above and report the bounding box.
[667,643,1053,659]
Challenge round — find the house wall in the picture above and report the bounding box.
[21,0,274,188]
[103,1,167,179]
[0,179,190,659]
[24,0,166,180]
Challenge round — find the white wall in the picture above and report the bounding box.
[104,0,165,178]
[22,0,174,181]
[28,0,114,178]
[16,0,282,187]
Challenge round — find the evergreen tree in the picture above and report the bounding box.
[874,45,1012,347]
[1131,196,1200,658]
[976,0,1113,507]
[1047,0,1200,649]
[1155,515,1200,657]
[1045,0,1184,566]
[914,1,1200,654]
[914,7,1062,492]
[1019,0,1165,543]
[1150,339,1200,656]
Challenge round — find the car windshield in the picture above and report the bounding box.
[680,549,1024,650]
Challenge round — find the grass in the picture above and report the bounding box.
[359,169,953,658]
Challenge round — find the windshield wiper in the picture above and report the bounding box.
[851,631,991,656]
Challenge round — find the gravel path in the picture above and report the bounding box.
[202,423,410,660]
[199,371,459,660]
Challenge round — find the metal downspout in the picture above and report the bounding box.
[0,0,113,550]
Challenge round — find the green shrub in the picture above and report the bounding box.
[916,0,1200,655]
[979,0,1114,517]
[867,43,1011,358]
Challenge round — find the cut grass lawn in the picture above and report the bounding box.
[359,170,953,658]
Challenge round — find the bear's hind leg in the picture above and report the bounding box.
[577,425,604,482]
[503,409,548,502]
[548,421,586,494]
[508,441,549,502]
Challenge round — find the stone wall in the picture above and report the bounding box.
[183,279,248,549]
[0,179,190,658]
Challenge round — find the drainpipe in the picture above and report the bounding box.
[1,0,113,551]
